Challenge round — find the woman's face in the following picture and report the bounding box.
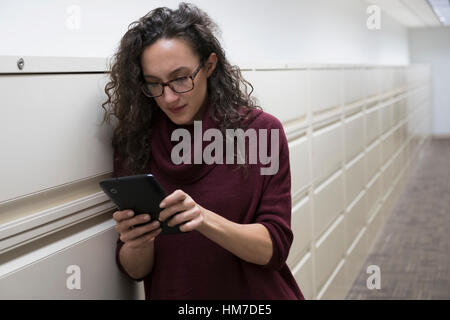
[140,38,217,125]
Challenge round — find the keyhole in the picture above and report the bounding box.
[17,58,24,70]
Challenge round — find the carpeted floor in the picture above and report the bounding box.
[346,138,450,300]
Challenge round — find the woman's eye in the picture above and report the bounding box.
[146,82,160,88]
[173,77,189,84]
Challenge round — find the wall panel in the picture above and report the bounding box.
[345,227,368,296]
[366,173,382,220]
[343,69,364,106]
[345,192,366,251]
[292,252,314,300]
[315,215,346,293]
[380,102,394,134]
[345,154,365,208]
[287,196,312,268]
[0,73,112,203]
[366,140,381,183]
[317,259,347,300]
[242,69,308,123]
[310,69,341,114]
[313,172,344,238]
[366,107,381,146]
[344,112,364,162]
[312,122,343,185]
[288,136,310,197]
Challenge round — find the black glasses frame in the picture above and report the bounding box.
[142,63,204,98]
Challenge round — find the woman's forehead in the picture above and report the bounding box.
[141,38,198,77]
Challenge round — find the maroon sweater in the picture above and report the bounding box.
[114,102,304,300]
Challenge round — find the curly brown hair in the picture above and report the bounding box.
[101,2,261,176]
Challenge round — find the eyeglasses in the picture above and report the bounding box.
[142,63,203,98]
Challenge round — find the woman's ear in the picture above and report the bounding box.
[205,53,218,78]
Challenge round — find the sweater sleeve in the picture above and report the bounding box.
[253,114,294,271]
[112,148,146,282]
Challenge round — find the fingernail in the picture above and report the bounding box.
[128,211,134,217]
[159,202,165,208]
[143,215,150,221]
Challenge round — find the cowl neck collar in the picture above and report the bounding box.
[149,101,219,185]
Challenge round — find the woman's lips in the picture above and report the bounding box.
[168,104,187,114]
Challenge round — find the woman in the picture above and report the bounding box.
[102,2,304,300]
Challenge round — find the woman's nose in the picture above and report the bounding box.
[162,85,179,104]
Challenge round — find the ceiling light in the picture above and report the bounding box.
[427,0,450,26]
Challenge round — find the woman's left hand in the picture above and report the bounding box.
[158,189,206,232]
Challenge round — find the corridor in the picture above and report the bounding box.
[347,138,450,299]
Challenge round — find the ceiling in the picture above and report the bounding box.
[365,0,450,27]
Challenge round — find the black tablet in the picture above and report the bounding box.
[99,174,182,235]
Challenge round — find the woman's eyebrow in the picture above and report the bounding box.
[143,66,190,80]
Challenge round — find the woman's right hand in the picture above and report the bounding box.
[113,210,162,249]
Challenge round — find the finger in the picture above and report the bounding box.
[139,220,161,234]
[167,206,200,227]
[159,189,187,209]
[159,196,195,222]
[127,228,162,248]
[113,210,134,223]
[178,216,202,232]
[121,220,160,242]
[159,201,186,222]
[115,213,151,234]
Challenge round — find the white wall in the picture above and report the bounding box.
[409,27,450,136]
[0,0,409,65]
